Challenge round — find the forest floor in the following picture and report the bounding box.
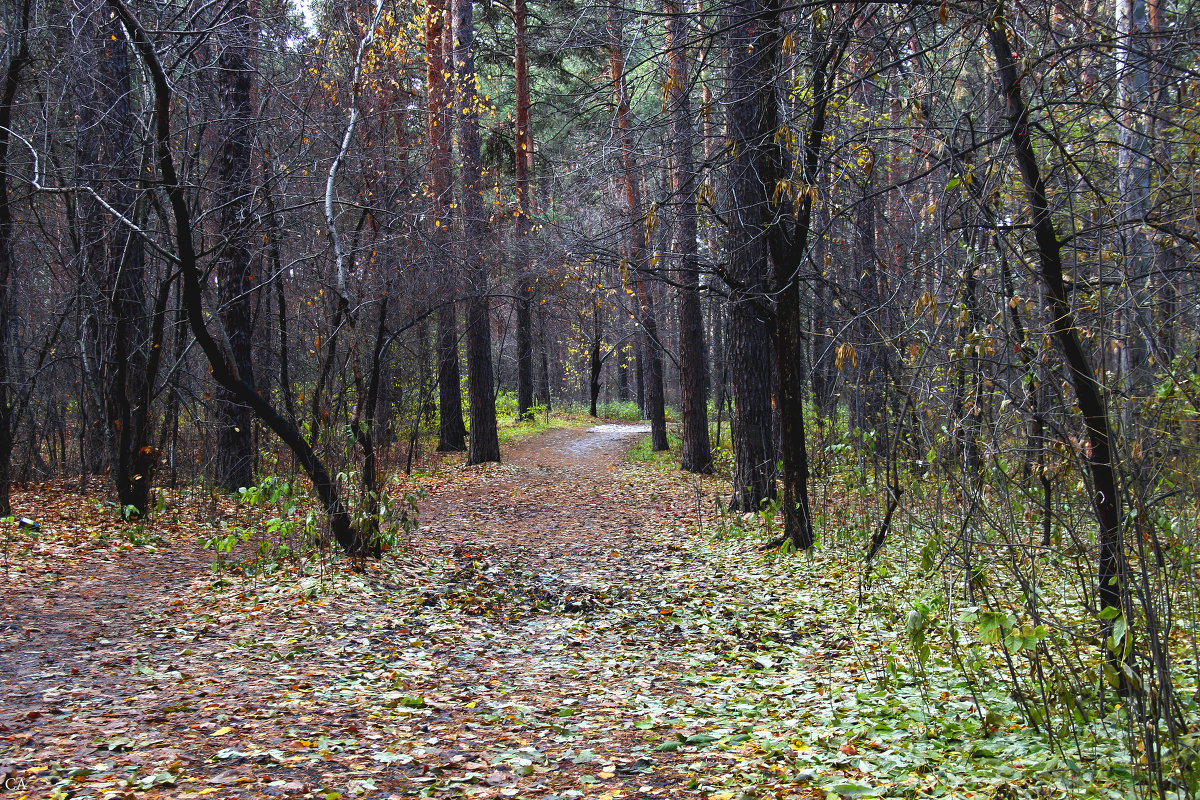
[0,423,1135,800]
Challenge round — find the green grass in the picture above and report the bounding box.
[626,430,682,466]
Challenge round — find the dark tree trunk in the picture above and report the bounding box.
[616,339,631,402]
[988,6,1126,667]
[427,0,466,451]
[110,0,367,555]
[454,0,500,464]
[91,11,159,517]
[724,0,779,510]
[764,10,846,550]
[589,336,602,417]
[0,0,28,517]
[536,304,552,411]
[665,0,712,472]
[264,183,298,423]
[436,304,466,450]
[214,0,257,492]
[608,5,667,451]
[513,0,535,421]
[72,6,110,478]
[634,335,645,417]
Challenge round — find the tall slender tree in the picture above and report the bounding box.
[427,0,467,452]
[665,0,712,473]
[0,0,29,517]
[454,0,501,464]
[213,0,258,491]
[513,0,536,421]
[608,4,667,452]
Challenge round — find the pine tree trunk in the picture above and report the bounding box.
[724,0,778,510]
[665,0,712,472]
[427,0,467,451]
[608,5,667,451]
[454,0,500,464]
[513,0,535,420]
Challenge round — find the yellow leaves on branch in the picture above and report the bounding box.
[835,342,857,371]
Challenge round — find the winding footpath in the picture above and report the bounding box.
[0,424,773,799]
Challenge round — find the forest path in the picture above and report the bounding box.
[1,423,813,800]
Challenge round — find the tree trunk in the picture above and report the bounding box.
[0,0,28,517]
[724,0,779,510]
[72,5,111,478]
[513,0,535,420]
[988,5,1126,668]
[454,0,500,464]
[214,0,257,492]
[110,0,367,555]
[536,304,552,410]
[608,5,667,451]
[427,0,467,451]
[665,0,712,472]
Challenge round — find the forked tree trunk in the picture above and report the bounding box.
[766,8,846,549]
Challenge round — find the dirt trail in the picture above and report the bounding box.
[0,423,742,799]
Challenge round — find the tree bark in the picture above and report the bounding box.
[987,5,1126,665]
[513,0,535,420]
[608,5,667,451]
[109,0,367,556]
[765,9,846,549]
[454,0,500,464]
[0,0,29,517]
[427,0,467,451]
[724,0,778,510]
[214,0,258,492]
[665,0,712,473]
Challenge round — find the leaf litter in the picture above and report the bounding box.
[0,424,1143,799]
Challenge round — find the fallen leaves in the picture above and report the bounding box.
[0,425,1153,799]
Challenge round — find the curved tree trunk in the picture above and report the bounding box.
[110,0,367,556]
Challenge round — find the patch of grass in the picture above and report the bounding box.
[495,411,581,449]
[627,430,681,466]
[558,399,646,421]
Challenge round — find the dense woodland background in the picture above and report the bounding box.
[1,0,1200,790]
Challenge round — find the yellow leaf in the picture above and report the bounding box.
[211,726,234,736]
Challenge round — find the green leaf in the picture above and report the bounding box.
[1112,614,1127,646]
[684,734,718,745]
[1098,605,1121,620]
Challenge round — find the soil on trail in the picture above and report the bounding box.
[0,423,771,800]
